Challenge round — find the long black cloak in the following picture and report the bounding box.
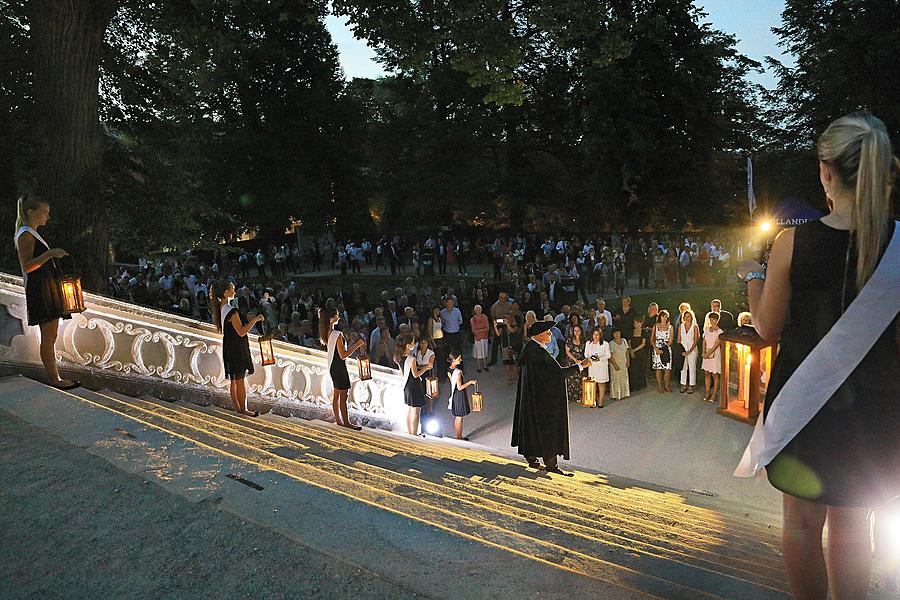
[511,339,581,459]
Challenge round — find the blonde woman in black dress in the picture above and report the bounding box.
[739,112,899,599]
[320,306,365,430]
[14,195,79,390]
[210,280,264,416]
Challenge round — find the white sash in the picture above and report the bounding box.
[735,223,900,478]
[402,355,414,381]
[326,329,341,372]
[448,368,461,409]
[220,302,234,333]
[14,226,52,283]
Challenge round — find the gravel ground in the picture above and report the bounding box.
[0,412,425,600]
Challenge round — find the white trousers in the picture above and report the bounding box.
[680,350,698,386]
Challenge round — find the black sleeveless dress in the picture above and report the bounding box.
[402,356,426,408]
[21,231,70,326]
[763,220,899,506]
[329,332,351,390]
[222,306,254,380]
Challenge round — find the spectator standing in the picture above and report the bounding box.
[470,304,490,372]
[677,310,700,394]
[651,309,673,393]
[255,248,266,277]
[564,324,586,403]
[701,313,723,403]
[439,296,464,358]
[609,328,630,400]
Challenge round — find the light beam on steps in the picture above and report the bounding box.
[79,388,789,598]
[56,386,731,600]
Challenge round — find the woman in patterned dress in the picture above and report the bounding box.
[564,325,586,403]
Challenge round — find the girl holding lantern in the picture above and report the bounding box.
[447,351,477,440]
[209,280,264,416]
[320,306,366,430]
[14,194,79,390]
[413,337,436,413]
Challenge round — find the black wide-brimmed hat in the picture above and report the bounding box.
[529,321,555,335]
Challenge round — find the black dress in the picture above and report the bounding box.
[222,306,254,381]
[402,356,426,408]
[20,230,70,327]
[328,331,351,390]
[628,331,648,391]
[763,220,899,506]
[448,367,471,417]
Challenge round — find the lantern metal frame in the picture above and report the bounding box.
[470,382,483,412]
[58,257,85,315]
[425,369,439,397]
[357,351,372,381]
[258,322,276,367]
[581,377,597,407]
[717,325,777,425]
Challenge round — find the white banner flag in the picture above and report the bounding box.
[748,157,757,217]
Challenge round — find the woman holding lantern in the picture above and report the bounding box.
[736,112,900,600]
[14,194,80,390]
[209,280,264,416]
[320,306,366,430]
[396,334,432,436]
[584,327,611,408]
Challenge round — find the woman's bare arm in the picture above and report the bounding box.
[230,313,264,338]
[16,233,62,273]
[743,229,794,341]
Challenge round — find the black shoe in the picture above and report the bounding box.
[52,380,81,391]
[484,366,490,372]
[476,368,481,373]
[527,461,541,469]
[543,467,574,477]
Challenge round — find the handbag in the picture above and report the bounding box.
[659,345,671,366]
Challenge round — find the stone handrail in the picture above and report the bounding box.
[0,272,407,426]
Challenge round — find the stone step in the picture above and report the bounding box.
[167,398,785,575]
[210,400,781,542]
[90,390,790,599]
[74,388,730,600]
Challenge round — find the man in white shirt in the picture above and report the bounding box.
[255,249,266,277]
[594,298,612,328]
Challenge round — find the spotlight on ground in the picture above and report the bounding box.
[759,221,772,233]
[424,418,442,437]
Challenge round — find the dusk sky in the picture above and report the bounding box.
[325,0,795,89]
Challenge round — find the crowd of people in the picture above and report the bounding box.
[103,233,748,417]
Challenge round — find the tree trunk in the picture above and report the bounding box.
[29,0,118,288]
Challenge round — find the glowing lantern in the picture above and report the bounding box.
[59,275,85,315]
[258,334,276,367]
[470,382,483,412]
[718,324,777,425]
[425,371,439,397]
[581,377,597,407]
[357,352,372,381]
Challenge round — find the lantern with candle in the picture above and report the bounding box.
[258,333,276,367]
[357,351,372,381]
[717,324,777,424]
[470,382,483,412]
[58,257,85,315]
[581,377,597,407]
[425,370,439,397]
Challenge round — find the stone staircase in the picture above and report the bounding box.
[40,382,792,600]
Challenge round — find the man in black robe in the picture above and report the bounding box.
[512,321,591,476]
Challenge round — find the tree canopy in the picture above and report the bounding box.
[1,0,896,277]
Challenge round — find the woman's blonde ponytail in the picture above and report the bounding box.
[14,195,46,236]
[853,126,893,290]
[817,112,895,290]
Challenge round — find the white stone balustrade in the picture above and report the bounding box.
[0,273,407,427]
